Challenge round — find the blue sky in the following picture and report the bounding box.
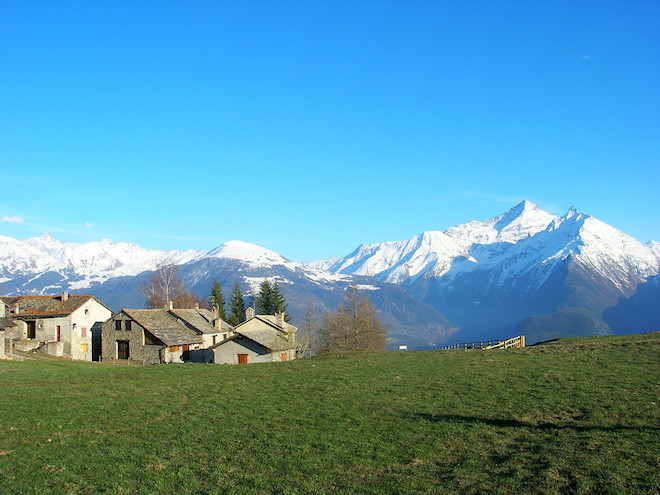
[1,1,658,262]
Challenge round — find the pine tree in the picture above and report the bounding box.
[271,281,291,322]
[228,281,246,327]
[256,279,273,315]
[208,279,227,321]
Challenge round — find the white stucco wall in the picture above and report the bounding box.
[212,337,290,365]
[69,299,111,361]
[200,332,226,349]
[14,298,110,360]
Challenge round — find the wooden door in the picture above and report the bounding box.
[281,353,287,362]
[27,321,36,339]
[117,341,129,359]
[238,353,248,364]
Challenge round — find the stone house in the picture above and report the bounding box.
[101,307,232,364]
[0,293,111,360]
[169,307,233,348]
[210,308,298,364]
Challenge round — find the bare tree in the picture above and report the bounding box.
[320,285,387,352]
[297,300,318,358]
[173,290,204,309]
[141,264,185,309]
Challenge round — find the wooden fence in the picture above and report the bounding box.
[440,335,525,350]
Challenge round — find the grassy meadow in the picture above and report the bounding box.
[0,332,658,494]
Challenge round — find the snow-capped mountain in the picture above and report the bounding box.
[321,201,660,342]
[2,200,658,346]
[0,234,454,349]
[321,201,659,293]
[0,233,201,291]
[318,200,558,284]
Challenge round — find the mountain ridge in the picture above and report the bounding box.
[2,200,658,346]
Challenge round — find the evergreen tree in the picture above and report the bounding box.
[271,281,291,322]
[208,279,227,321]
[256,279,274,315]
[228,281,246,327]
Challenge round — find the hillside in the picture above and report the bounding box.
[0,332,658,493]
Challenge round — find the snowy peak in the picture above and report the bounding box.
[205,240,292,267]
[492,200,557,242]
[0,233,203,291]
[320,201,659,289]
[445,200,557,247]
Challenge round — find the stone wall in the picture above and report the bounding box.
[101,312,164,364]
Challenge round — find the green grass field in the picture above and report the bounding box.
[1,332,658,494]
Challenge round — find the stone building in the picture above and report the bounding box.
[210,309,298,364]
[101,307,232,364]
[0,293,111,360]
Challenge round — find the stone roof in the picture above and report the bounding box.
[238,329,296,352]
[235,314,297,333]
[225,314,298,352]
[0,317,17,329]
[169,308,232,334]
[0,295,102,318]
[122,309,203,346]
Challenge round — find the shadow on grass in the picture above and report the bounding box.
[409,413,659,432]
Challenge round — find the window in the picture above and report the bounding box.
[56,326,61,342]
[168,345,179,352]
[144,331,157,345]
[125,320,132,332]
[212,335,217,345]
[81,327,87,338]
[84,309,89,315]
[182,345,190,351]
[81,344,87,353]
[115,320,122,331]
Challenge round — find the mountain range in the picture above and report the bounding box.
[2,201,658,348]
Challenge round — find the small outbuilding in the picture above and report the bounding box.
[210,309,298,364]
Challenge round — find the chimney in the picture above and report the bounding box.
[195,303,200,310]
[213,306,221,329]
[0,302,5,318]
[276,311,284,329]
[245,307,255,320]
[62,291,69,301]
[168,300,174,310]
[14,303,20,315]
